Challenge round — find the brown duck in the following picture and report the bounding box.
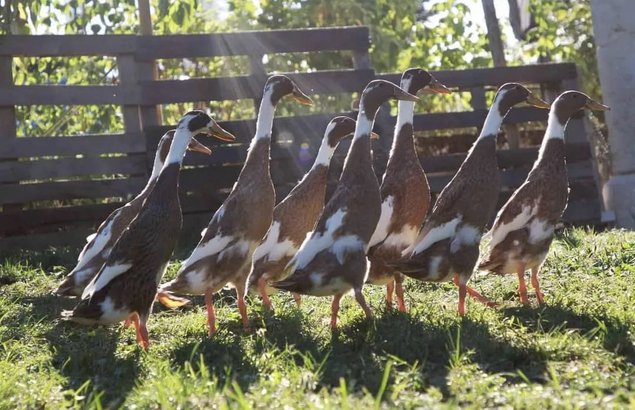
[390,83,549,316]
[272,80,419,330]
[62,111,235,349]
[54,130,210,297]
[245,116,361,309]
[157,75,313,335]
[367,68,450,312]
[479,91,608,304]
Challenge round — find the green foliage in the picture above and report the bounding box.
[1,229,635,408]
[2,0,600,135]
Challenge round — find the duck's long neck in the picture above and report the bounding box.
[148,128,191,201]
[135,151,165,199]
[311,132,337,170]
[387,99,417,165]
[341,107,374,178]
[462,100,505,169]
[478,100,505,140]
[242,97,275,177]
[534,109,567,170]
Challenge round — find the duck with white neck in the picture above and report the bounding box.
[62,111,235,350]
[480,91,608,305]
[54,130,213,298]
[367,68,451,312]
[273,80,419,330]
[157,75,313,335]
[246,116,367,310]
[389,83,550,316]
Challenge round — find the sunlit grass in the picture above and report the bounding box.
[1,228,634,408]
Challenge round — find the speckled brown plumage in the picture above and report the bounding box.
[389,83,550,315]
[158,76,313,334]
[246,117,356,303]
[479,139,568,274]
[478,90,608,305]
[366,68,449,311]
[273,79,420,329]
[63,111,234,349]
[69,163,183,324]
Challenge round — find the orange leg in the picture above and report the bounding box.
[395,278,407,312]
[236,285,249,330]
[205,288,217,336]
[128,312,149,350]
[385,280,395,308]
[257,276,272,310]
[531,267,544,304]
[123,318,132,329]
[331,294,343,330]
[354,288,373,320]
[465,286,497,308]
[517,265,529,305]
[292,292,302,306]
[453,275,496,315]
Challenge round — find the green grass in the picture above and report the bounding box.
[1,228,634,409]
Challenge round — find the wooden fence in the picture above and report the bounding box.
[0,27,605,256]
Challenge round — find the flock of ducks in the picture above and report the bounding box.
[55,70,608,349]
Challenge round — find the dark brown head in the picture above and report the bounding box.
[263,75,313,106]
[155,130,215,165]
[177,110,236,142]
[324,116,356,147]
[552,90,609,124]
[494,83,550,115]
[360,80,419,120]
[401,68,451,95]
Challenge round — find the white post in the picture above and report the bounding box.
[591,0,635,228]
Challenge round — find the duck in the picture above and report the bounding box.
[272,80,419,330]
[478,91,608,304]
[389,83,550,316]
[157,75,313,335]
[245,116,366,309]
[366,68,451,312]
[62,111,235,349]
[54,130,211,298]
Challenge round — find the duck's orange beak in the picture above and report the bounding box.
[187,137,212,155]
[207,120,236,142]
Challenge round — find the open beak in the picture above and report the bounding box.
[525,92,550,109]
[207,120,236,142]
[370,131,380,140]
[585,99,610,111]
[292,87,313,106]
[428,77,452,94]
[393,84,420,102]
[187,137,212,155]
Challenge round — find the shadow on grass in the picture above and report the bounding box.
[10,292,141,408]
[247,305,549,399]
[503,304,635,364]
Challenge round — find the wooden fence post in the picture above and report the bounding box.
[116,54,146,177]
[0,54,20,212]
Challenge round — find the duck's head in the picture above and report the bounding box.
[177,110,236,144]
[263,75,313,106]
[552,91,609,123]
[360,79,419,119]
[155,130,213,165]
[324,116,361,147]
[494,83,550,115]
[401,68,451,95]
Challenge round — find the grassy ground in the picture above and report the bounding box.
[0,228,634,409]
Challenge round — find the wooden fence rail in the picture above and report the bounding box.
[0,26,605,256]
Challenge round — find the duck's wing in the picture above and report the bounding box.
[404,178,465,256]
[487,180,539,251]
